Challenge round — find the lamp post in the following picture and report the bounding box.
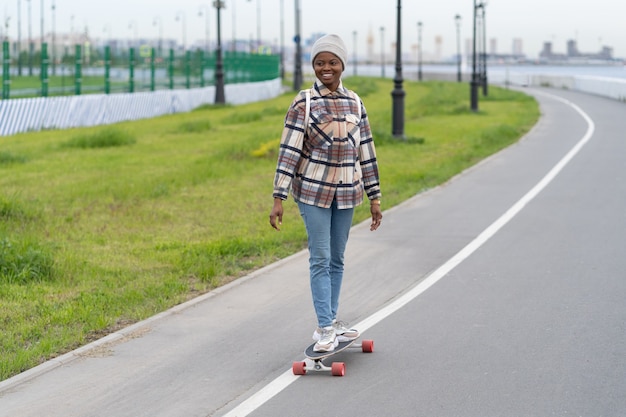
[17,0,22,76]
[280,0,284,79]
[246,0,260,48]
[231,0,236,51]
[198,5,210,53]
[175,11,186,51]
[417,21,422,81]
[391,0,405,139]
[153,16,162,56]
[470,0,479,111]
[3,17,9,41]
[455,14,462,82]
[352,30,357,77]
[480,3,488,95]
[27,0,32,76]
[102,24,111,46]
[214,0,225,104]
[379,26,384,78]
[51,0,55,74]
[40,0,43,48]
[128,20,137,48]
[293,0,302,90]
[256,0,260,45]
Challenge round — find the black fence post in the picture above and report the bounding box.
[74,44,82,96]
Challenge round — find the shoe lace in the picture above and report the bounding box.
[319,327,335,343]
[333,320,350,331]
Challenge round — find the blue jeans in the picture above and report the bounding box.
[298,199,354,328]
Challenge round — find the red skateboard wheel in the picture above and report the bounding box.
[361,339,374,353]
[331,362,346,376]
[292,361,306,375]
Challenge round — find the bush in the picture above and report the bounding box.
[64,128,136,149]
[0,237,55,284]
[177,120,212,133]
[0,194,36,223]
[0,151,27,166]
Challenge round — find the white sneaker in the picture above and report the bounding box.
[312,326,338,352]
[332,319,360,342]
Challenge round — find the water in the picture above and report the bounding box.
[348,63,626,81]
[474,64,626,80]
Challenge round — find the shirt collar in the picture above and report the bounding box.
[313,79,347,97]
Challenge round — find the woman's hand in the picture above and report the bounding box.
[370,202,383,231]
[269,198,284,231]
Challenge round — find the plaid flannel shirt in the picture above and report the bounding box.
[273,80,381,209]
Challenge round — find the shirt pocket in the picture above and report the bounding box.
[308,111,335,150]
[345,114,360,125]
[345,114,361,148]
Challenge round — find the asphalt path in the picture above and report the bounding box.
[1,87,625,417]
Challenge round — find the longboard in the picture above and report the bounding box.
[292,338,374,376]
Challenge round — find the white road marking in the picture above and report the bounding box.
[221,92,595,417]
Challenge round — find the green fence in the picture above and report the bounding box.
[0,41,280,99]
[2,41,9,99]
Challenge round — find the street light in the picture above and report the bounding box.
[417,21,422,81]
[40,0,43,49]
[470,0,479,111]
[27,0,32,76]
[352,30,357,77]
[153,16,162,56]
[293,0,302,90]
[70,13,74,43]
[247,0,261,48]
[128,20,137,48]
[455,14,462,82]
[379,26,384,78]
[3,17,10,41]
[51,0,55,75]
[230,0,236,51]
[102,23,111,46]
[175,10,186,51]
[280,0,285,79]
[480,3,488,96]
[17,0,22,76]
[213,0,225,104]
[391,0,405,139]
[198,5,210,53]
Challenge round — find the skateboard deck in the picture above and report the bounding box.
[292,338,374,376]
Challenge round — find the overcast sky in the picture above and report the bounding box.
[2,0,624,60]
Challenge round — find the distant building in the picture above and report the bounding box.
[434,35,443,60]
[598,46,614,60]
[512,38,523,56]
[540,41,565,60]
[541,39,615,61]
[489,38,497,55]
[367,27,374,63]
[566,40,580,57]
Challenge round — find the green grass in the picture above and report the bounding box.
[0,78,539,380]
[62,128,137,149]
[7,75,130,98]
[8,75,114,90]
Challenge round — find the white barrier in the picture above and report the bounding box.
[0,78,283,137]
[489,71,626,102]
[2,72,625,137]
[573,76,626,102]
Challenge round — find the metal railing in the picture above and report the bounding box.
[1,41,280,99]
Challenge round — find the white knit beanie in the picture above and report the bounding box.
[310,34,348,69]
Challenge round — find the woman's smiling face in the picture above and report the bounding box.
[313,52,344,91]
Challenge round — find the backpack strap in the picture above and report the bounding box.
[301,89,311,133]
[303,88,361,130]
[351,91,362,120]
